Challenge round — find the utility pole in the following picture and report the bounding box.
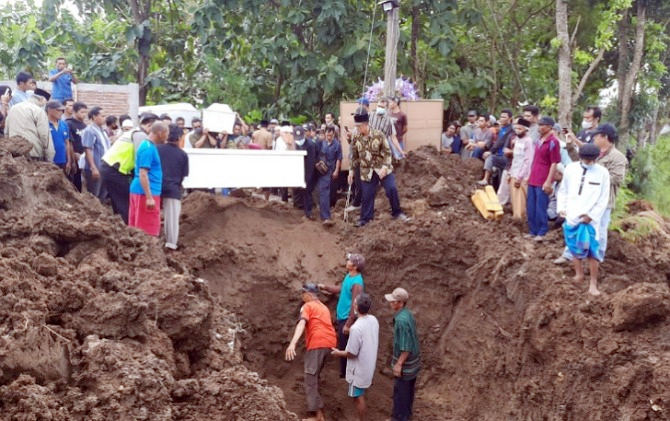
[381,0,400,98]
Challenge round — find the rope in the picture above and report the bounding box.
[362,1,377,94]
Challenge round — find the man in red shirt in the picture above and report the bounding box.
[526,116,562,241]
[286,283,337,421]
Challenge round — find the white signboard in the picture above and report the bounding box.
[182,149,307,189]
[202,103,236,134]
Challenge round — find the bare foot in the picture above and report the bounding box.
[572,275,584,284]
[588,285,601,296]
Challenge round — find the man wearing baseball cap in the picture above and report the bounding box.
[385,287,420,421]
[286,283,337,421]
[557,143,610,295]
[526,116,562,241]
[46,100,71,172]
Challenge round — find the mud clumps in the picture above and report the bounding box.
[3,134,670,421]
[0,137,297,420]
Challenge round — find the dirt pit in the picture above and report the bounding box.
[172,147,670,420]
[2,137,670,421]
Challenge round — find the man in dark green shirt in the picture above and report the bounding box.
[385,287,420,421]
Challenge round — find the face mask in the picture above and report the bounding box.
[296,139,305,146]
[580,162,594,170]
[582,119,593,130]
[376,108,386,115]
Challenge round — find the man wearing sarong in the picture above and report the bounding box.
[557,143,610,296]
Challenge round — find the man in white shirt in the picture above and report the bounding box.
[331,293,379,421]
[557,143,610,296]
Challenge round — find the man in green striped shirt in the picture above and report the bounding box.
[385,287,420,421]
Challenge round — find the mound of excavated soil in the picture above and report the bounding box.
[4,134,670,421]
[175,146,670,420]
[0,137,296,420]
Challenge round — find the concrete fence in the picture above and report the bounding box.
[1,81,140,123]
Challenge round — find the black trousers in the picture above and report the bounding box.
[100,162,131,224]
[392,377,416,421]
[352,167,362,207]
[68,167,83,192]
[336,319,348,378]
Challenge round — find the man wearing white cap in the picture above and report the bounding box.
[385,287,420,421]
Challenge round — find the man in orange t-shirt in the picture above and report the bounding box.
[286,283,337,421]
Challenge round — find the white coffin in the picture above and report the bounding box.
[202,103,237,134]
[138,103,201,127]
[182,149,307,189]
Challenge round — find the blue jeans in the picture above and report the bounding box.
[472,147,486,160]
[360,172,401,224]
[527,186,549,236]
[319,173,332,220]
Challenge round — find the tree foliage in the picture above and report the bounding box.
[0,0,668,134]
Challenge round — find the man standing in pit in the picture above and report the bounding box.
[331,293,379,421]
[348,107,408,227]
[285,283,337,421]
[128,122,167,237]
[318,253,365,378]
[385,287,421,421]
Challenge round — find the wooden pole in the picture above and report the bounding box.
[383,6,399,98]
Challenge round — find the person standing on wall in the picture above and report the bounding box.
[48,58,79,103]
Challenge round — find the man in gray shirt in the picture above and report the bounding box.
[331,293,379,421]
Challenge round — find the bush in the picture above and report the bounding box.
[628,134,670,217]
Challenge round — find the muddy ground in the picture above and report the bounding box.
[0,138,669,420]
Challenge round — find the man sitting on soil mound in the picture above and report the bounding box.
[557,143,610,295]
[285,283,337,421]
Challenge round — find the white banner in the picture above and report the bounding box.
[182,149,307,189]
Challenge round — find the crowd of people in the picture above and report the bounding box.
[441,104,627,295]
[286,254,420,421]
[0,62,415,246]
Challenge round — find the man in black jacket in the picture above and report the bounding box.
[294,126,319,220]
[478,109,515,187]
[65,101,88,192]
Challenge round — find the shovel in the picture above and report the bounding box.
[343,183,352,223]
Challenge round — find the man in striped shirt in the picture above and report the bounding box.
[385,287,420,421]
